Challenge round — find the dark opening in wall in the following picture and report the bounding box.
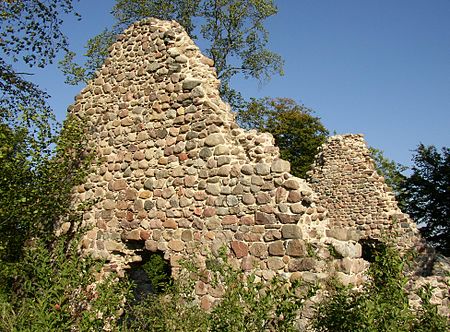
[359,238,386,263]
[125,240,172,302]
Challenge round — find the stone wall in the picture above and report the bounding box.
[65,18,448,315]
[67,18,366,309]
[307,131,449,316]
[308,134,420,249]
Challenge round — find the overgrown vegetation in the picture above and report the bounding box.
[121,250,314,332]
[0,1,121,329]
[0,112,121,331]
[0,236,130,332]
[1,231,448,331]
[0,0,84,262]
[313,242,449,332]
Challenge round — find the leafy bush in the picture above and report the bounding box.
[0,114,131,332]
[0,236,129,332]
[141,252,172,294]
[0,115,91,263]
[122,251,315,332]
[313,243,449,332]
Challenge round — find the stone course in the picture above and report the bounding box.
[65,18,448,316]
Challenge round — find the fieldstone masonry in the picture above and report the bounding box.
[308,134,421,249]
[308,135,449,315]
[66,18,448,316]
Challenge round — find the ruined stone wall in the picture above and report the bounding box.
[65,18,448,316]
[308,134,420,248]
[67,18,366,309]
[308,135,449,315]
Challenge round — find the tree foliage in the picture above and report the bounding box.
[0,114,104,331]
[199,0,283,108]
[369,145,449,255]
[59,0,283,108]
[1,0,79,134]
[0,0,77,136]
[0,0,79,67]
[0,4,119,327]
[399,144,450,255]
[113,0,200,36]
[0,115,90,260]
[237,97,329,178]
[0,0,81,261]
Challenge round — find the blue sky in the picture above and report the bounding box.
[16,0,450,167]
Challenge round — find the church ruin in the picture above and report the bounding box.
[65,18,448,313]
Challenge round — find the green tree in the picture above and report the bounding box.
[399,144,450,255]
[0,4,131,330]
[1,0,79,133]
[0,0,78,68]
[113,0,200,35]
[1,1,80,216]
[237,97,329,178]
[59,0,283,109]
[0,0,91,305]
[0,0,80,261]
[0,125,33,260]
[0,114,90,257]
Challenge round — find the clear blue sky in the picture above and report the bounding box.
[20,0,450,167]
